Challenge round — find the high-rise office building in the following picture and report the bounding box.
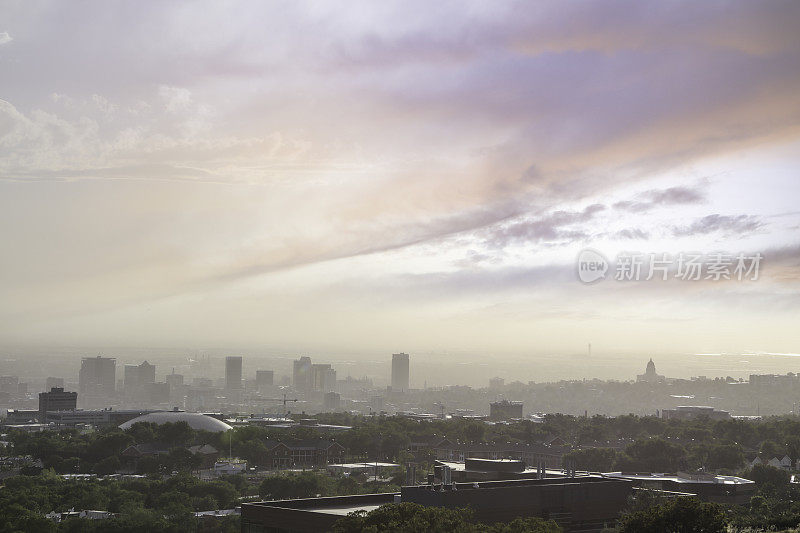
[79,356,116,394]
[123,365,139,391]
[324,391,341,410]
[312,364,337,392]
[166,372,185,408]
[165,372,184,389]
[138,361,156,384]
[123,361,158,405]
[293,356,312,393]
[78,356,116,407]
[225,356,243,393]
[391,353,410,392]
[256,370,274,391]
[146,382,170,404]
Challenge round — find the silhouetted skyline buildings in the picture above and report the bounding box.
[78,356,116,408]
[225,356,243,392]
[391,352,409,392]
[8,353,800,422]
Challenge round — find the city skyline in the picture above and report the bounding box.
[8,351,800,423]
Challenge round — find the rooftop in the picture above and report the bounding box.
[604,472,754,485]
[245,493,397,516]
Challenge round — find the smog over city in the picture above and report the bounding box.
[1,2,799,532]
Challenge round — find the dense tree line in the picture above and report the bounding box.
[0,470,242,533]
[8,421,216,474]
[10,414,800,475]
[618,497,727,533]
[332,503,562,533]
[562,438,745,473]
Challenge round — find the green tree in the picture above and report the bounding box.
[486,516,562,533]
[168,447,202,472]
[615,439,686,472]
[333,503,479,533]
[745,464,790,493]
[86,431,134,463]
[618,497,725,533]
[464,422,486,441]
[259,472,334,500]
[157,422,193,448]
[332,503,561,533]
[4,505,58,533]
[94,455,121,475]
[562,447,617,471]
[127,422,158,444]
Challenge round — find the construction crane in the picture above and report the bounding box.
[245,393,299,416]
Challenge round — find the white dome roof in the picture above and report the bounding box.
[119,411,232,432]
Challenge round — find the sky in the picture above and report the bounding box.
[0,1,799,362]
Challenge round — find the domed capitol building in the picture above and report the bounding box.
[636,359,666,384]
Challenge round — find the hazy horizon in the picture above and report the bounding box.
[4,343,800,390]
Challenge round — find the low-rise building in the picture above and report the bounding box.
[603,471,755,504]
[214,459,247,475]
[751,455,796,471]
[241,474,634,532]
[188,444,220,468]
[432,439,565,469]
[263,439,345,469]
[434,459,566,482]
[43,409,154,428]
[327,462,399,477]
[3,409,39,425]
[489,400,523,421]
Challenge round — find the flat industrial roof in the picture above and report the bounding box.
[436,461,574,477]
[604,472,754,485]
[311,503,385,515]
[328,462,399,468]
[245,493,397,513]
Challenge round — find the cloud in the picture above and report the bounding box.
[158,85,193,113]
[614,185,706,213]
[0,2,798,350]
[0,32,11,46]
[672,214,764,237]
[614,228,650,240]
[484,204,604,248]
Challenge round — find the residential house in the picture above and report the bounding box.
[188,444,220,469]
[750,455,795,471]
[263,439,345,469]
[120,443,169,468]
